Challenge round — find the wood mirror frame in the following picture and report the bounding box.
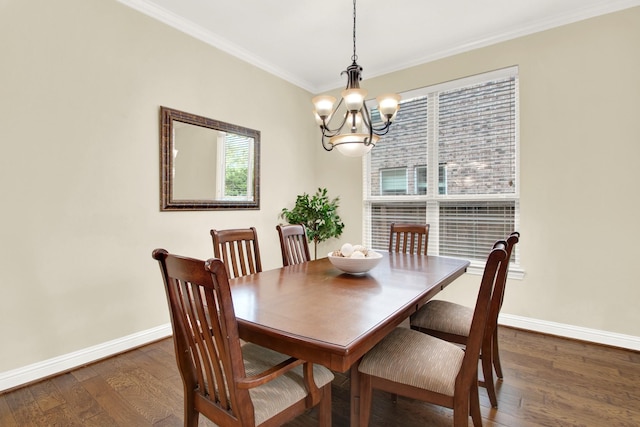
[160,106,260,211]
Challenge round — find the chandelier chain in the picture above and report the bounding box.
[351,0,358,63]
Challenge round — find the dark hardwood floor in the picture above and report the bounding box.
[2,326,640,426]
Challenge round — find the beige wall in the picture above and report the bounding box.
[318,7,640,337]
[1,0,639,380]
[0,0,318,372]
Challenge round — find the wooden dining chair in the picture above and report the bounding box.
[356,242,508,427]
[210,227,262,279]
[276,224,311,266]
[152,249,333,427]
[410,231,520,408]
[388,223,430,255]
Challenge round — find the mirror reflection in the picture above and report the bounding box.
[160,107,260,210]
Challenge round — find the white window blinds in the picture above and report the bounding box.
[364,67,519,270]
[221,133,254,199]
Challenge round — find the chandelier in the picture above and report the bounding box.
[312,0,401,157]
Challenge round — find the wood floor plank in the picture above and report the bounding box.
[81,411,120,427]
[132,346,181,381]
[29,378,65,413]
[50,372,106,422]
[0,393,19,427]
[70,363,99,383]
[81,374,151,426]
[3,386,42,427]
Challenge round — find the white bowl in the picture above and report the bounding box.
[327,251,383,274]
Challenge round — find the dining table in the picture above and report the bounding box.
[230,251,470,426]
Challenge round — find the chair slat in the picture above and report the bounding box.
[210,228,262,279]
[277,224,312,266]
[389,223,430,255]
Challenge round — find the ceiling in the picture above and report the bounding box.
[120,0,639,93]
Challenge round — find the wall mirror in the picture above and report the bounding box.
[160,106,260,210]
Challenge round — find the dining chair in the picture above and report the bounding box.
[409,231,520,408]
[210,227,262,279]
[152,249,333,427]
[276,224,311,266]
[356,241,508,427]
[388,223,430,255]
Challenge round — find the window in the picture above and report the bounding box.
[363,67,520,275]
[216,132,255,200]
[415,165,447,195]
[415,166,427,195]
[380,168,407,195]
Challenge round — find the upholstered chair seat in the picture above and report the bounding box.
[242,343,334,425]
[411,300,473,337]
[358,327,464,397]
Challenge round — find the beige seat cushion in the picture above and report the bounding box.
[410,300,473,337]
[242,343,334,425]
[358,327,464,396]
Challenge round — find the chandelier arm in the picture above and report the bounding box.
[320,98,348,136]
[321,135,334,151]
[361,102,372,127]
[359,103,373,146]
[361,102,394,136]
[370,123,393,136]
[321,116,349,137]
[365,126,374,146]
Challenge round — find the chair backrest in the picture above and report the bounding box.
[455,241,508,391]
[152,249,254,425]
[484,232,520,340]
[277,224,312,266]
[210,227,262,279]
[495,231,520,309]
[388,223,430,255]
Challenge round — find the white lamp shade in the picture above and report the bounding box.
[377,93,401,118]
[341,88,367,111]
[312,95,337,118]
[329,133,380,157]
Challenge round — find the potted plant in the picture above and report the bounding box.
[280,188,345,259]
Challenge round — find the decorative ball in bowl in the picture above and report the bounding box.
[327,243,383,274]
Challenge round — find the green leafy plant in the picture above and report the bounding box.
[280,188,345,259]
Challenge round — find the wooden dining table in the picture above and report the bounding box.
[230,251,470,425]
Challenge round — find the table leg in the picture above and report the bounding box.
[350,360,361,427]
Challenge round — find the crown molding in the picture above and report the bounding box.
[116,0,315,92]
[119,0,640,94]
[366,0,640,85]
[120,0,640,94]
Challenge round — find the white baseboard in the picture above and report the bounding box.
[499,314,640,351]
[0,323,172,393]
[2,317,639,393]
